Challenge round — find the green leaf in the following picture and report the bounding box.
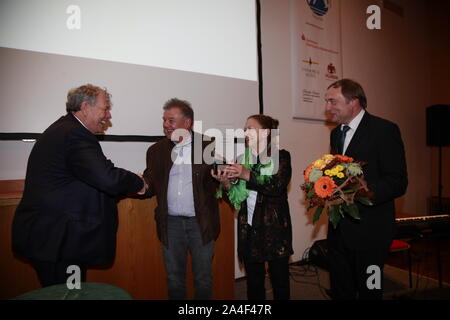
[338,205,344,217]
[328,206,341,229]
[346,204,361,220]
[307,189,315,199]
[309,169,323,183]
[342,188,356,194]
[304,182,313,189]
[356,196,373,206]
[313,206,324,224]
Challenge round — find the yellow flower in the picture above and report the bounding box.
[322,154,334,164]
[312,159,326,169]
[337,172,345,179]
[325,170,332,176]
[330,168,338,176]
[336,165,344,172]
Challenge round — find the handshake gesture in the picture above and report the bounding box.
[136,173,148,195]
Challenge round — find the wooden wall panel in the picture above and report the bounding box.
[0,180,235,300]
[0,201,41,299]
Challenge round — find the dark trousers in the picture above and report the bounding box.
[244,256,290,300]
[328,240,390,300]
[30,260,86,288]
[162,216,215,300]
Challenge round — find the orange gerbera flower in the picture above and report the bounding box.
[304,164,313,182]
[335,154,354,163]
[314,176,336,198]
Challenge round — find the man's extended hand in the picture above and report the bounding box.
[137,173,148,195]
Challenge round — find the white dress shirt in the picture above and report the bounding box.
[167,134,196,217]
[342,109,365,155]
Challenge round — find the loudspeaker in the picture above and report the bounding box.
[308,239,329,270]
[427,105,450,146]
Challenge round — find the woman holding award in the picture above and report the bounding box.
[212,114,293,300]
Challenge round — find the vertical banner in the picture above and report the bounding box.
[290,0,343,120]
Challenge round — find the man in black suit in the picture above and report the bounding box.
[12,84,146,287]
[325,79,408,299]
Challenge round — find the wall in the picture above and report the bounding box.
[258,0,437,271]
[0,47,259,179]
[429,0,450,201]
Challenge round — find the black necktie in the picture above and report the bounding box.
[338,125,351,155]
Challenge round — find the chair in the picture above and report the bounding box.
[389,239,412,288]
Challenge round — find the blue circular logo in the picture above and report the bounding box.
[306,0,330,17]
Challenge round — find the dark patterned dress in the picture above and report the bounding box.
[237,149,293,263]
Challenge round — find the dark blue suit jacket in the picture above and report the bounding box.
[328,112,408,250]
[12,113,143,264]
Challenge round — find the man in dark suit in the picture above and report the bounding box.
[12,84,146,287]
[325,79,408,299]
[143,98,219,299]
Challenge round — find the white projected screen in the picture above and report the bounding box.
[0,0,257,81]
[0,0,258,136]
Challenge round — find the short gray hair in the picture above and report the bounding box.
[66,84,111,113]
[163,98,194,120]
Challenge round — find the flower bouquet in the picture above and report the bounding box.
[301,154,373,228]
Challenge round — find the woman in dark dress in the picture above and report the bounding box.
[212,114,293,300]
